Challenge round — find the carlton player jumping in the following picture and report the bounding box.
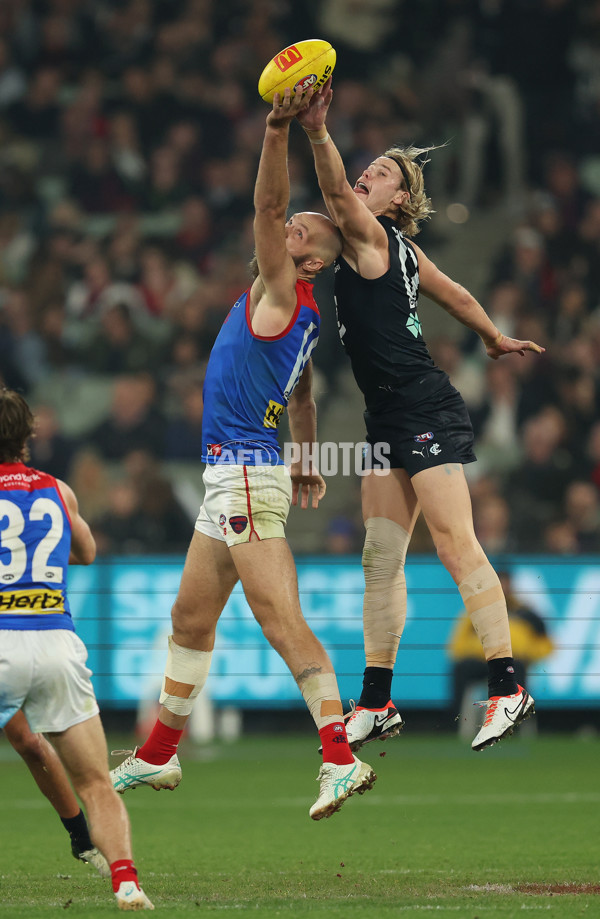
[111,88,377,821]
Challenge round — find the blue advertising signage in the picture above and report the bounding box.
[69,556,600,709]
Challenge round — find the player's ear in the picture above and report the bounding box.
[301,256,325,275]
[392,188,409,207]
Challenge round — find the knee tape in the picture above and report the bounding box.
[362,517,411,668]
[458,564,512,659]
[159,636,212,717]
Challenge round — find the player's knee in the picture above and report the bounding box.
[436,534,484,581]
[75,771,117,805]
[362,518,410,584]
[171,600,215,647]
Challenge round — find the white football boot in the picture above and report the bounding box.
[73,844,110,878]
[110,748,181,793]
[344,700,404,752]
[115,881,154,910]
[472,685,535,751]
[309,756,377,820]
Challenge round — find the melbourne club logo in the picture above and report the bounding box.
[229,515,248,534]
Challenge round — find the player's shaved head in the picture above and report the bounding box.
[299,212,342,268]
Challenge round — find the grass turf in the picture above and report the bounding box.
[1,732,599,917]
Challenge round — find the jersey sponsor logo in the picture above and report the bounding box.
[207,443,222,457]
[275,45,302,72]
[414,432,434,443]
[412,448,426,457]
[229,515,248,534]
[263,399,285,429]
[0,587,65,614]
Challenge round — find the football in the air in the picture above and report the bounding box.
[258,39,336,104]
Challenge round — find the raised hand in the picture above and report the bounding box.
[295,77,333,132]
[267,85,316,127]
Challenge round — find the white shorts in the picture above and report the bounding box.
[0,629,100,733]
[195,464,292,547]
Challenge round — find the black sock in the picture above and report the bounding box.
[358,667,393,709]
[487,657,519,698]
[61,810,93,854]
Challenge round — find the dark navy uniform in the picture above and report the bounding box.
[334,215,476,477]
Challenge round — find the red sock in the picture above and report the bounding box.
[319,722,354,766]
[110,859,138,893]
[137,720,183,765]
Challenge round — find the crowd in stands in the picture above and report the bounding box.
[1,0,599,555]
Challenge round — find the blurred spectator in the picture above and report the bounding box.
[29,404,74,481]
[81,302,163,375]
[87,375,165,460]
[164,381,204,461]
[473,493,514,555]
[66,255,145,318]
[0,37,26,108]
[7,66,61,140]
[324,515,363,555]
[561,480,600,552]
[94,480,148,556]
[505,407,575,550]
[68,448,111,526]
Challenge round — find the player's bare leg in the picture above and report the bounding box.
[231,536,376,818]
[4,710,109,876]
[111,531,238,793]
[413,463,535,748]
[50,716,153,909]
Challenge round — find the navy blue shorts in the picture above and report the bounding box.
[363,381,476,477]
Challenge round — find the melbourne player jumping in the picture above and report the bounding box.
[111,87,377,820]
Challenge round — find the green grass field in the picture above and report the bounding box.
[1,732,599,917]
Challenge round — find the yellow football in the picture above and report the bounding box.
[258,39,336,104]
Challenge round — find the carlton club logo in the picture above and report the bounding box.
[275,45,303,72]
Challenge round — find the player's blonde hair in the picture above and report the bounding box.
[383,144,442,237]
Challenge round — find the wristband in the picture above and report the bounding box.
[309,132,329,145]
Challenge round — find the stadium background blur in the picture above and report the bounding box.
[1,0,599,728]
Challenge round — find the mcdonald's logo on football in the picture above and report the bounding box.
[275,45,303,72]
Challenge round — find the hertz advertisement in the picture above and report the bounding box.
[69,557,600,709]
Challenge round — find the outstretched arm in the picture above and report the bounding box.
[296,79,386,252]
[253,88,313,309]
[413,242,545,359]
